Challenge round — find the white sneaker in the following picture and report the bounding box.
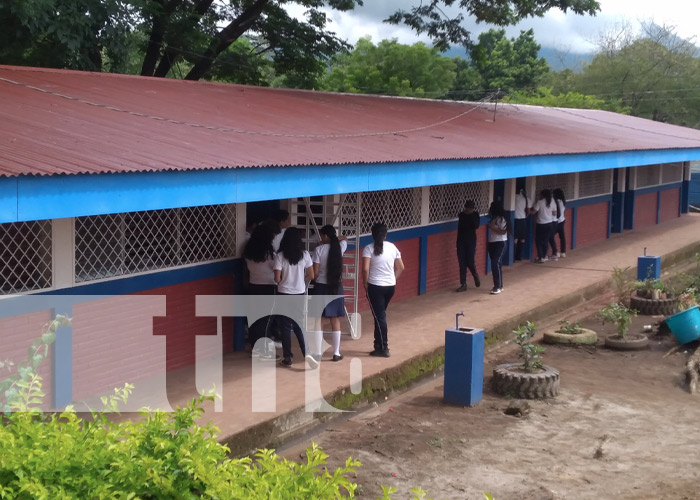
[490,288,502,295]
[560,252,567,258]
[305,354,319,370]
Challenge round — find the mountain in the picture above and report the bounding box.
[440,45,594,72]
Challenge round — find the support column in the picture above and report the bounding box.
[611,168,626,233]
[624,167,636,230]
[234,202,247,352]
[681,162,691,214]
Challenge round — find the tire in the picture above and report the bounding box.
[543,328,598,345]
[604,333,649,350]
[630,295,678,316]
[492,363,560,399]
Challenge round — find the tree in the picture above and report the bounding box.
[504,87,629,113]
[322,37,456,97]
[386,0,600,51]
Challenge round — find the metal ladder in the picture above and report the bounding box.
[288,194,362,338]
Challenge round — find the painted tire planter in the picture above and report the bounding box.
[492,363,560,399]
[543,328,598,345]
[604,333,649,350]
[630,295,678,316]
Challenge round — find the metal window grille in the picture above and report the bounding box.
[0,220,53,295]
[75,204,236,283]
[635,165,661,189]
[535,173,576,200]
[428,181,490,222]
[691,160,700,174]
[661,162,683,184]
[348,188,422,235]
[578,169,613,199]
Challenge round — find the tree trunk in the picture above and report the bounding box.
[141,0,168,77]
[185,0,270,81]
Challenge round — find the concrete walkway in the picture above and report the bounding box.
[165,214,700,454]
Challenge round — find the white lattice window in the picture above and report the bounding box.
[0,220,53,295]
[75,204,236,283]
[352,188,422,235]
[428,181,490,222]
[661,162,683,184]
[635,165,661,188]
[535,173,576,201]
[578,169,613,199]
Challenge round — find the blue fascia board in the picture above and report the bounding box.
[4,148,700,223]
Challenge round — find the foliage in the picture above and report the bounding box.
[513,321,545,372]
[322,37,456,97]
[557,320,584,335]
[504,86,630,113]
[678,288,699,312]
[385,0,600,51]
[600,302,637,338]
[610,266,635,306]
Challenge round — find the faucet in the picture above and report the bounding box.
[456,311,465,329]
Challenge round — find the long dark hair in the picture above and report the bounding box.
[278,227,304,265]
[320,225,343,293]
[519,188,529,209]
[371,223,388,256]
[243,224,274,263]
[540,189,552,207]
[488,200,512,234]
[553,188,566,219]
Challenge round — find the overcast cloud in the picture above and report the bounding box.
[309,0,700,54]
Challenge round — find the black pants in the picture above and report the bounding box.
[549,221,566,254]
[367,284,395,351]
[457,240,478,285]
[488,241,506,289]
[535,223,551,260]
[246,283,277,348]
[276,291,307,361]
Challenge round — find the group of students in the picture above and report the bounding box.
[521,188,567,263]
[244,210,405,368]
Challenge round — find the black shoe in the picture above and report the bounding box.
[332,354,344,362]
[370,349,390,358]
[280,357,292,367]
[456,284,467,292]
[474,275,481,288]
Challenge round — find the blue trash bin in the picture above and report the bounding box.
[444,327,484,407]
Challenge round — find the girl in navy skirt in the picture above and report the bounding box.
[310,225,348,362]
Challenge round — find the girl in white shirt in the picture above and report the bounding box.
[549,188,567,258]
[514,188,529,261]
[529,189,555,263]
[487,200,510,295]
[273,227,317,368]
[362,223,405,357]
[310,225,348,362]
[243,224,277,355]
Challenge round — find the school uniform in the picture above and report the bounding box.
[514,192,529,261]
[245,256,277,348]
[533,198,555,261]
[488,216,508,292]
[456,211,480,288]
[549,199,566,256]
[311,240,348,317]
[363,241,401,353]
[273,250,312,361]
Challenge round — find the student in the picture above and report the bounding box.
[487,200,510,295]
[273,227,318,369]
[456,200,481,292]
[243,224,277,356]
[549,188,567,258]
[530,189,555,263]
[309,225,348,362]
[513,188,529,261]
[362,223,404,358]
[271,209,291,251]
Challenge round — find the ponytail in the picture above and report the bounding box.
[371,223,388,256]
[320,225,343,293]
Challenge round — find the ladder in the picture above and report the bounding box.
[288,194,362,338]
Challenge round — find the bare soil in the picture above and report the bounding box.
[282,303,700,500]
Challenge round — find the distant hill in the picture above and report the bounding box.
[440,45,594,72]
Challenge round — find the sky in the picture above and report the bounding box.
[299,0,700,54]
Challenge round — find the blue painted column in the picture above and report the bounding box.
[623,190,636,230]
[418,235,428,295]
[611,168,625,233]
[607,201,613,239]
[505,211,515,266]
[681,179,690,214]
[570,207,578,250]
[444,326,484,406]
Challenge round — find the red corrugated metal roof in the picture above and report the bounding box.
[2,65,700,177]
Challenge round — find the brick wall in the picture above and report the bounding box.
[576,201,609,249]
[634,192,658,229]
[659,188,680,223]
[426,227,487,292]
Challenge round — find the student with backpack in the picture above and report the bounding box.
[530,189,556,263]
[487,201,510,295]
[549,188,567,258]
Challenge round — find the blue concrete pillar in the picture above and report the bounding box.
[637,255,661,281]
[444,326,484,407]
[418,235,428,295]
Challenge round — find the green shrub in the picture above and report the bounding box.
[513,322,545,373]
[599,302,636,338]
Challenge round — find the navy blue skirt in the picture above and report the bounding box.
[311,282,346,317]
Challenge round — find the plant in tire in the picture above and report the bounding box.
[557,320,584,335]
[514,321,545,372]
[600,302,636,338]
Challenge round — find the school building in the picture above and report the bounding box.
[1,64,700,408]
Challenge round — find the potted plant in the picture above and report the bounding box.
[630,267,677,315]
[600,302,648,350]
[543,319,598,345]
[492,322,560,399]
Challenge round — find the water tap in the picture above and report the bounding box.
[456,311,465,329]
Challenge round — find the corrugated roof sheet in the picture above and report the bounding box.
[2,65,700,178]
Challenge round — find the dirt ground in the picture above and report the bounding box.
[281,300,700,500]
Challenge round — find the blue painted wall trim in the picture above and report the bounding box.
[4,148,700,223]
